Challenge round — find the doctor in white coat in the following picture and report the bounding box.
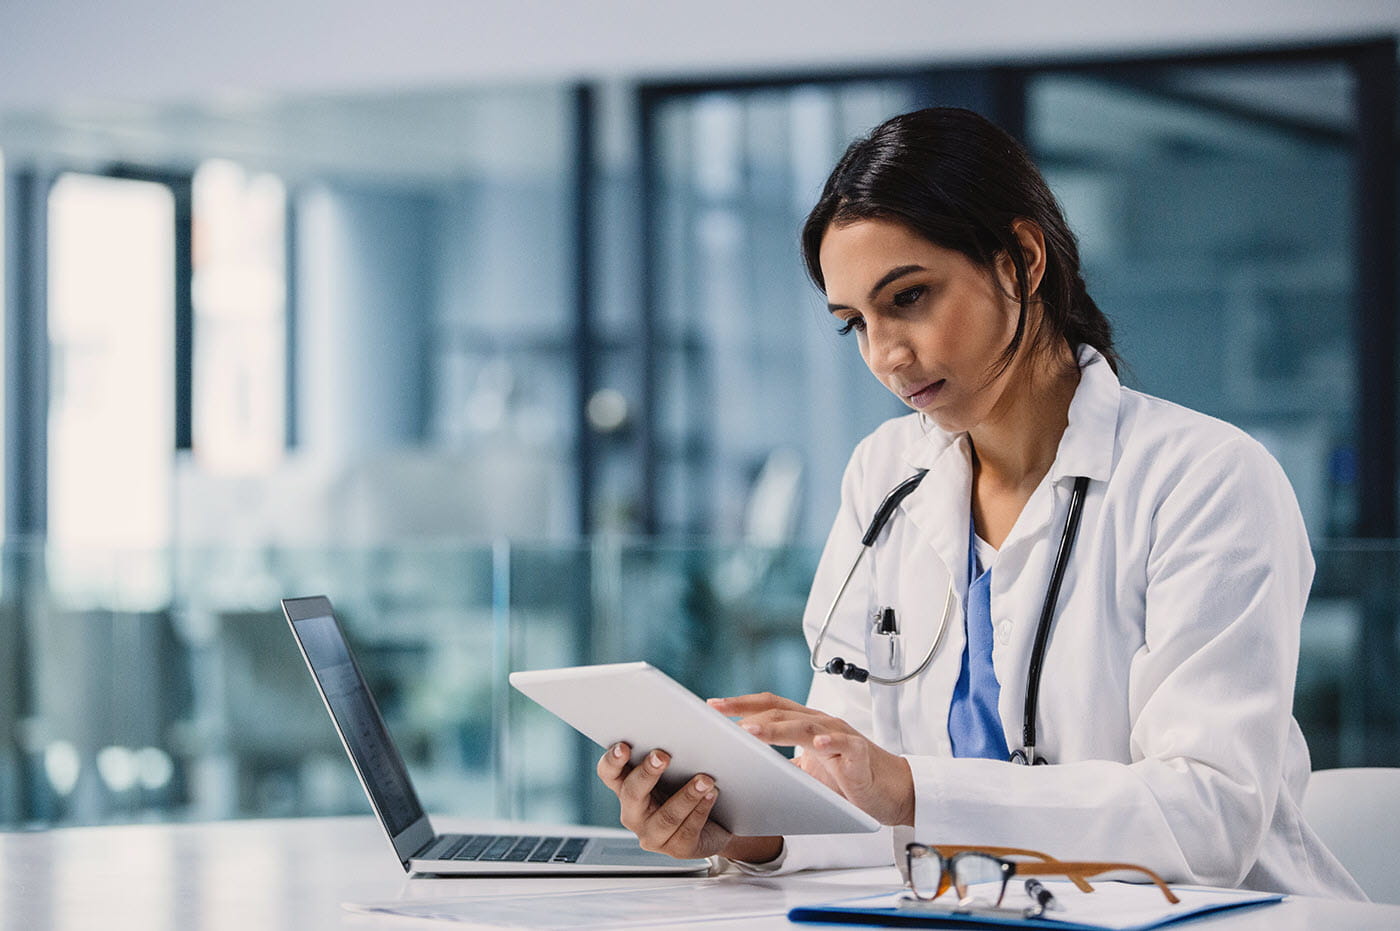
[596,107,1364,899]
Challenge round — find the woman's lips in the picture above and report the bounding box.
[903,380,945,409]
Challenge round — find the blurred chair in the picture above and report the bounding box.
[712,447,804,602]
[703,448,812,701]
[1302,767,1400,903]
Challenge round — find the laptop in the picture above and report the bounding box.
[281,595,709,875]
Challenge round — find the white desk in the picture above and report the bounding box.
[2,816,1397,930]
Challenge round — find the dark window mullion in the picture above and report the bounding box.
[1351,40,1398,539]
[170,177,193,452]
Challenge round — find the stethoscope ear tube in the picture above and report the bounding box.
[1016,475,1091,765]
[862,470,929,546]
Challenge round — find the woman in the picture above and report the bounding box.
[597,107,1363,898]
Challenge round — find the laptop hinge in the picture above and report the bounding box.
[413,836,449,859]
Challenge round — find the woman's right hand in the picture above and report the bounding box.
[596,741,782,864]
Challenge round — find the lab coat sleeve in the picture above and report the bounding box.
[906,436,1309,887]
[736,435,898,875]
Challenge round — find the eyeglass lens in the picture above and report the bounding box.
[907,849,947,900]
[951,852,1011,906]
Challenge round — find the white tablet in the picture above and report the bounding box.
[509,662,880,837]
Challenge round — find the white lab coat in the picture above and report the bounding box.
[766,347,1364,899]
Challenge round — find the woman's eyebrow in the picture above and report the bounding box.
[826,264,927,313]
[867,265,926,300]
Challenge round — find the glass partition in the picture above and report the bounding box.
[1,538,1395,831]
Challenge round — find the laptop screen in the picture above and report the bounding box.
[290,610,425,838]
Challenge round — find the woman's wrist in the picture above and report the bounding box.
[721,835,784,864]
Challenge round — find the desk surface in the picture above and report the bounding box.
[2,816,1397,930]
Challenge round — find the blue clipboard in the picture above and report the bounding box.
[788,887,1284,930]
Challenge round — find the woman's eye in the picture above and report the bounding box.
[836,317,866,336]
[892,285,925,307]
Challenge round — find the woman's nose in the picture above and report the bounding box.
[866,319,914,375]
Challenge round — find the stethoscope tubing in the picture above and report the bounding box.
[1016,474,1090,764]
[809,544,955,686]
[810,470,946,686]
[810,469,1091,764]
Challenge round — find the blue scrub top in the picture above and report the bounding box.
[947,516,1011,760]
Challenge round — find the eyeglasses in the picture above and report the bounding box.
[905,843,1180,908]
[904,844,1091,899]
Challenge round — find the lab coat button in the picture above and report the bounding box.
[997,619,1012,643]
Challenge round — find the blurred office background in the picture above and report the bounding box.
[0,1,1398,830]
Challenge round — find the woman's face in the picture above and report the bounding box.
[819,218,1022,435]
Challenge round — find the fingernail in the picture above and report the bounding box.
[742,723,761,734]
[612,743,626,759]
[649,752,666,768]
[694,776,712,793]
[705,790,717,801]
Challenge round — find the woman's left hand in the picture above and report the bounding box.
[707,692,914,826]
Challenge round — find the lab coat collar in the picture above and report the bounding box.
[1049,345,1119,485]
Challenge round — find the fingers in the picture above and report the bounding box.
[805,733,875,791]
[669,779,723,851]
[808,731,865,759]
[707,691,805,715]
[616,749,671,828]
[639,773,722,854]
[736,708,857,750]
[708,694,858,755]
[596,741,631,792]
[594,742,728,858]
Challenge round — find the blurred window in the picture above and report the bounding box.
[1027,63,1356,537]
[191,160,288,473]
[0,147,6,537]
[47,172,175,605]
[650,83,915,540]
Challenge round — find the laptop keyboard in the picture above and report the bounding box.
[436,834,588,864]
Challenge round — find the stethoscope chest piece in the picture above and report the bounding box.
[1008,747,1048,766]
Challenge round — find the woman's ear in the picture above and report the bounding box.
[996,219,1048,302]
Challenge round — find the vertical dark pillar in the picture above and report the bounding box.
[568,84,602,822]
[1351,39,1400,765]
[1353,40,1398,541]
[171,177,193,452]
[637,88,660,536]
[283,192,299,450]
[573,84,598,537]
[4,169,48,542]
[4,168,50,823]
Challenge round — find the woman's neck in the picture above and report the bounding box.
[968,344,1080,495]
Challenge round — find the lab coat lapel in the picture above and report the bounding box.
[899,428,972,600]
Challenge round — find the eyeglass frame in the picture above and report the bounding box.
[904,843,1181,907]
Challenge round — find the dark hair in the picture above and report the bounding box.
[801,107,1119,374]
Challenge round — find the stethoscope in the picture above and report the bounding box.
[809,470,1091,765]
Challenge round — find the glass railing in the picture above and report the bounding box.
[0,539,1396,831]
